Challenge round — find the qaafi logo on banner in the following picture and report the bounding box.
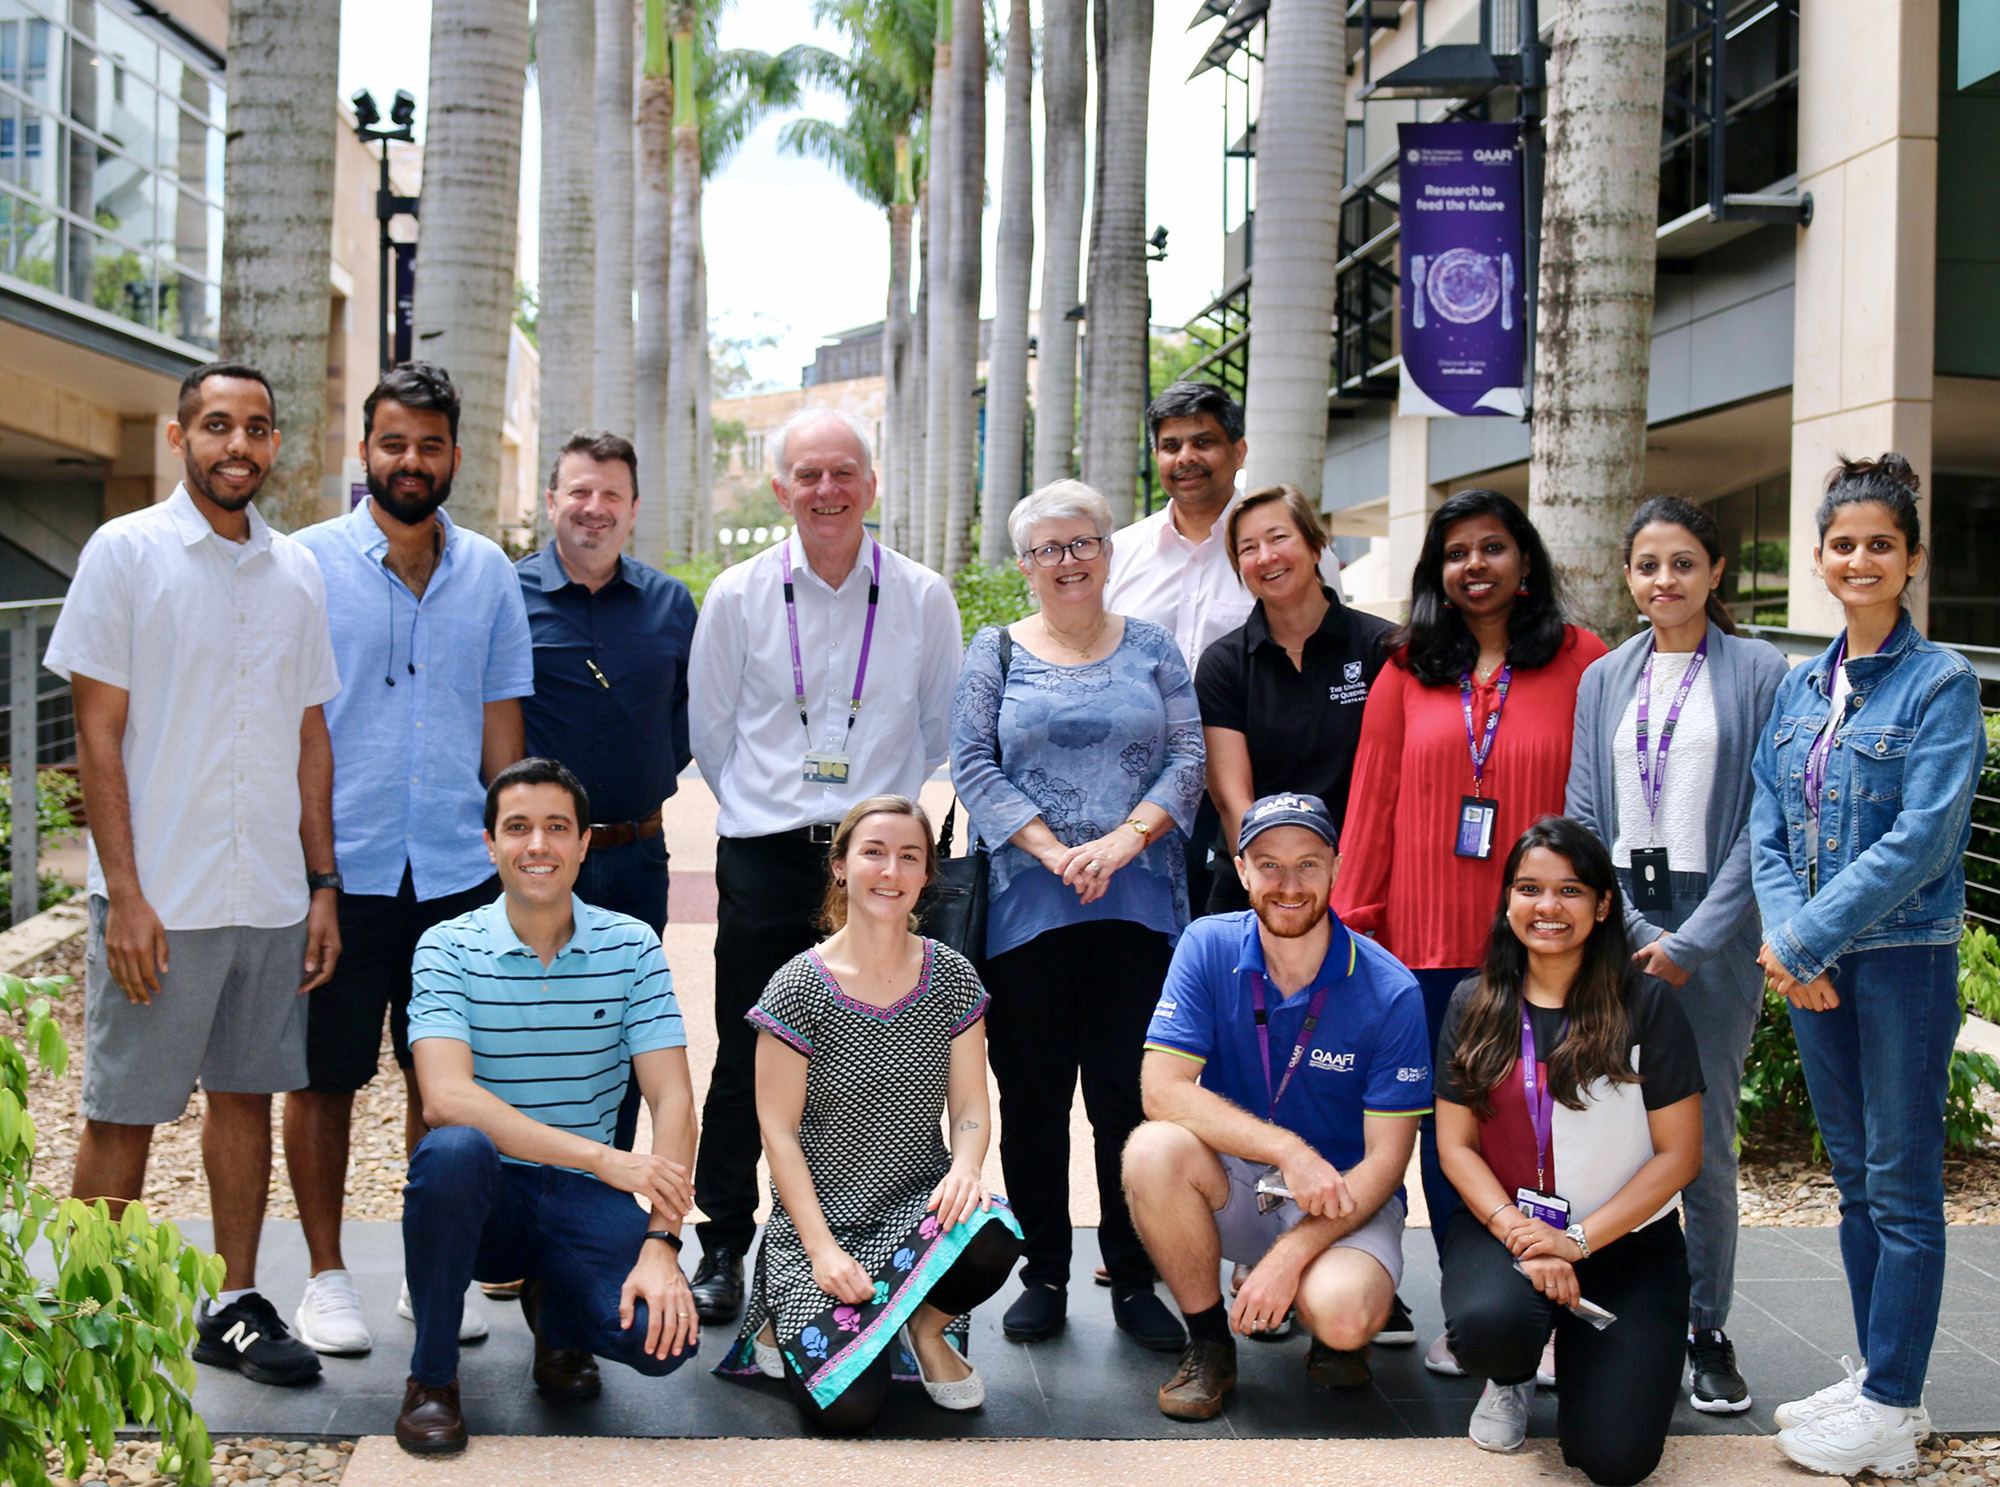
[1397,121,1526,418]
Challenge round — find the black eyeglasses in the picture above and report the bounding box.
[1025,536,1105,567]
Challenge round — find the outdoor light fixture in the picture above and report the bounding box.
[350,89,422,375]
[390,89,416,129]
[351,89,380,128]
[1147,225,1170,261]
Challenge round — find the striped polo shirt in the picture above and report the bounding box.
[408,894,685,1160]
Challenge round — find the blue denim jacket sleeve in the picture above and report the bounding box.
[1762,664,1984,984]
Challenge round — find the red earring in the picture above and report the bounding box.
[1516,581,1529,595]
[1443,599,1455,609]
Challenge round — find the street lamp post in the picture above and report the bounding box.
[349,89,419,376]
[1141,225,1169,516]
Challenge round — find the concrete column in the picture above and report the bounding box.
[1381,403,1440,620]
[1788,0,1939,634]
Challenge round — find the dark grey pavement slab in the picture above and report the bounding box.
[162,1221,2000,1441]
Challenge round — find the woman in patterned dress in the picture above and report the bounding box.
[715,795,1022,1433]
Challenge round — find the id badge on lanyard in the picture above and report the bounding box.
[1454,663,1511,859]
[783,543,881,787]
[1515,1005,1570,1229]
[1630,637,1708,912]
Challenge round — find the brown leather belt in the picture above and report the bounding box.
[589,810,663,848]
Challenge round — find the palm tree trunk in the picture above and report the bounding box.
[414,0,532,539]
[980,0,1033,565]
[633,0,672,559]
[1081,0,1151,523]
[220,0,341,533]
[942,0,984,574]
[922,17,954,570]
[662,6,702,561]
[1034,0,1086,490]
[537,0,596,530]
[1242,0,1340,496]
[883,191,914,553]
[593,0,636,433]
[1529,0,1668,644]
[905,182,930,558]
[694,233,714,553]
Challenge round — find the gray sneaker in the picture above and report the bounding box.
[1468,1378,1533,1452]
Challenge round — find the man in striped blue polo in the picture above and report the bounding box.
[394,757,701,1455]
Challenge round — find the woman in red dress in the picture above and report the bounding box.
[1333,489,1605,1368]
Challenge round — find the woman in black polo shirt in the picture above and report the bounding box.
[1197,483,1394,914]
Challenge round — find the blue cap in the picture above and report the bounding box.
[1236,792,1339,854]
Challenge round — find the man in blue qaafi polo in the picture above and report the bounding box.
[1122,792,1431,1420]
[394,757,701,1454]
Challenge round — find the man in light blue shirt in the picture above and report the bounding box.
[286,362,534,1358]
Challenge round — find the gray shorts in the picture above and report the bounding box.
[82,895,309,1125]
[1214,1153,1407,1289]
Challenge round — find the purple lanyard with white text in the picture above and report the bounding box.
[1520,1006,1567,1194]
[1460,663,1513,797]
[1250,972,1335,1118]
[1803,638,1848,817]
[1635,635,1709,829]
[780,541,882,742]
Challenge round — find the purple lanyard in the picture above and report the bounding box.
[1520,1006,1567,1194]
[1635,635,1709,829]
[1459,662,1513,797]
[780,542,882,742]
[1250,971,1335,1118]
[1803,638,1848,817]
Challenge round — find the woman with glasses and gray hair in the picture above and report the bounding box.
[950,479,1206,1353]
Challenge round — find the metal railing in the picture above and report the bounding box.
[1,599,74,929]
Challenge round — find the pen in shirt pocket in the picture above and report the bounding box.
[587,658,612,690]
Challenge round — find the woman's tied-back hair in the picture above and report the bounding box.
[819,794,938,933]
[1817,452,1924,552]
[1621,495,1738,636]
[1446,816,1643,1120]
[1386,488,1567,687]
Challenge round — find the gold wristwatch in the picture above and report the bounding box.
[1126,818,1152,840]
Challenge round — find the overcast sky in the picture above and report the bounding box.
[338,0,1242,390]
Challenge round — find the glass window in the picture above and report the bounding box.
[0,98,59,202]
[0,5,64,114]
[0,183,59,290]
[70,222,155,326]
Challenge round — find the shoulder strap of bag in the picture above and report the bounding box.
[952,625,1015,855]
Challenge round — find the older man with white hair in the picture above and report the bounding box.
[685,407,963,1324]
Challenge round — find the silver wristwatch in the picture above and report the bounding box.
[1564,1221,1591,1259]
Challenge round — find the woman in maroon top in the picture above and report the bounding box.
[1333,489,1605,1364]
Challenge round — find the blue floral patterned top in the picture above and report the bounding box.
[950,618,1207,958]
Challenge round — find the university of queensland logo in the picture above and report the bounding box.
[1344,661,1363,684]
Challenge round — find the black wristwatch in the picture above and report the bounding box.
[645,1229,684,1252]
[307,872,343,893]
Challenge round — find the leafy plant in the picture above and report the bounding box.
[951,562,1034,645]
[667,552,728,608]
[1962,924,2000,1025]
[1966,710,2000,933]
[0,971,221,1484]
[0,771,81,923]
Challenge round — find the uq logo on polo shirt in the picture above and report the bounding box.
[1309,1048,1357,1073]
[1329,660,1368,706]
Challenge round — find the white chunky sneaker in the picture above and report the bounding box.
[1773,1355,1866,1430]
[397,1278,490,1342]
[1423,1329,1466,1377]
[1468,1379,1533,1452]
[293,1270,373,1355]
[1776,1395,1925,1478]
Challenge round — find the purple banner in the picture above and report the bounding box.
[1398,121,1525,418]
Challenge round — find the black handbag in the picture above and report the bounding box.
[917,629,1012,971]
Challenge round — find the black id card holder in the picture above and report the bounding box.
[1515,1187,1571,1230]
[1454,796,1498,859]
[1629,846,1673,911]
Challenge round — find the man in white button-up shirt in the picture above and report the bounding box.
[1106,382,1345,911]
[684,408,961,1322]
[44,362,340,1388]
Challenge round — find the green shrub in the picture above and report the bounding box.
[0,771,80,923]
[0,971,221,1483]
[666,552,728,609]
[1967,711,2000,931]
[952,562,1035,645]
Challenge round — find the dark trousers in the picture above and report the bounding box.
[782,1221,1022,1434]
[576,836,672,1151]
[402,1125,698,1387]
[983,918,1173,1291]
[695,831,830,1254]
[1185,797,1222,920]
[1443,1211,1690,1487]
[1413,965,1476,1256]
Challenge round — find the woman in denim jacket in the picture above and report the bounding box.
[1749,454,1986,1480]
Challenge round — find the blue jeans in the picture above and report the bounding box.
[1787,943,1959,1408]
[1415,965,1476,1260]
[402,1125,699,1387]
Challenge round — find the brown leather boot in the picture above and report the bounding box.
[395,1376,467,1455]
[1157,1337,1237,1421]
[522,1278,602,1399]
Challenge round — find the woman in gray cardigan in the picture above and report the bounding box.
[1565,496,1787,1418]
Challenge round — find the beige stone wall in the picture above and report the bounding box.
[711,376,888,518]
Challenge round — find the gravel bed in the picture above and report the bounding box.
[1854,1435,2000,1485]
[46,1437,352,1486]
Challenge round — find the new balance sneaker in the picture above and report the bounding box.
[1687,1327,1751,1413]
[1773,1356,1865,1430]
[193,1293,322,1386]
[1468,1379,1532,1452]
[1776,1396,1925,1478]
[1373,1294,1417,1347]
[397,1278,490,1342]
[293,1271,372,1356]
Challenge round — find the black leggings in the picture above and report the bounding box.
[1441,1210,1690,1487]
[784,1220,1022,1435]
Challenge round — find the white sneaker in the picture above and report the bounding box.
[1468,1379,1532,1452]
[1776,1395,1925,1478]
[1773,1355,1866,1429]
[293,1270,372,1355]
[1423,1329,1466,1377]
[752,1326,785,1380]
[1536,1330,1556,1388]
[397,1278,490,1343]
